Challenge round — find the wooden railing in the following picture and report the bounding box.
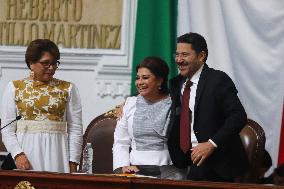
[0,170,282,189]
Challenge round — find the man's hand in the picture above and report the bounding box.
[69,162,78,173]
[15,153,32,170]
[115,101,125,120]
[191,141,216,166]
[122,165,140,174]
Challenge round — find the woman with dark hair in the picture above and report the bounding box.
[1,39,83,173]
[112,57,187,179]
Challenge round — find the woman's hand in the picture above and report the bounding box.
[69,162,78,173]
[115,101,125,120]
[15,153,32,170]
[122,166,140,174]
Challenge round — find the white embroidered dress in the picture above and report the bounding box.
[1,78,83,173]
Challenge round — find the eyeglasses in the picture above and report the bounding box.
[174,52,190,59]
[38,60,60,68]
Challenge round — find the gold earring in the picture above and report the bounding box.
[30,70,35,80]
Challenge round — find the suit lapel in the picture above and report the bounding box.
[172,75,185,106]
[194,64,210,117]
[168,75,185,134]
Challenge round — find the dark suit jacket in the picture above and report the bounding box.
[168,64,249,180]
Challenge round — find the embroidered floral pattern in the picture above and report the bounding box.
[13,78,70,121]
[16,120,67,134]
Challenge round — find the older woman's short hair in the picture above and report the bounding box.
[25,39,60,69]
[136,56,169,94]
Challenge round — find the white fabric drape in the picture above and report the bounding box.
[178,0,284,172]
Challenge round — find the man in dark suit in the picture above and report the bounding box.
[168,32,249,182]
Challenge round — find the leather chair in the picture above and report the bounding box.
[236,119,266,183]
[79,109,118,174]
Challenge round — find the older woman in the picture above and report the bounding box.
[1,39,83,173]
[112,57,187,179]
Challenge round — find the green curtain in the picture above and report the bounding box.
[131,0,178,95]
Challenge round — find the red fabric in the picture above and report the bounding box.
[278,103,284,165]
[180,81,193,154]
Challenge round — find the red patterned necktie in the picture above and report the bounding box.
[180,80,193,154]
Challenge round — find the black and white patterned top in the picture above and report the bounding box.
[133,95,171,151]
[113,95,173,170]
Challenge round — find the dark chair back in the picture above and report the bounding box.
[79,109,117,174]
[236,119,266,183]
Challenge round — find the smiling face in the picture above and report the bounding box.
[175,43,206,78]
[30,52,57,82]
[135,67,163,101]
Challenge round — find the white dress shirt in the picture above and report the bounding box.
[180,65,217,147]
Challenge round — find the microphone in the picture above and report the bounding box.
[0,116,22,131]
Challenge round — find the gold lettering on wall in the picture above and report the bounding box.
[0,0,122,49]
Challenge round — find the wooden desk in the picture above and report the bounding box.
[0,171,130,189]
[0,170,282,189]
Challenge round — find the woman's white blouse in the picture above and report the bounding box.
[112,96,172,170]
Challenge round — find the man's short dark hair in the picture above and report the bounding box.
[177,32,208,61]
